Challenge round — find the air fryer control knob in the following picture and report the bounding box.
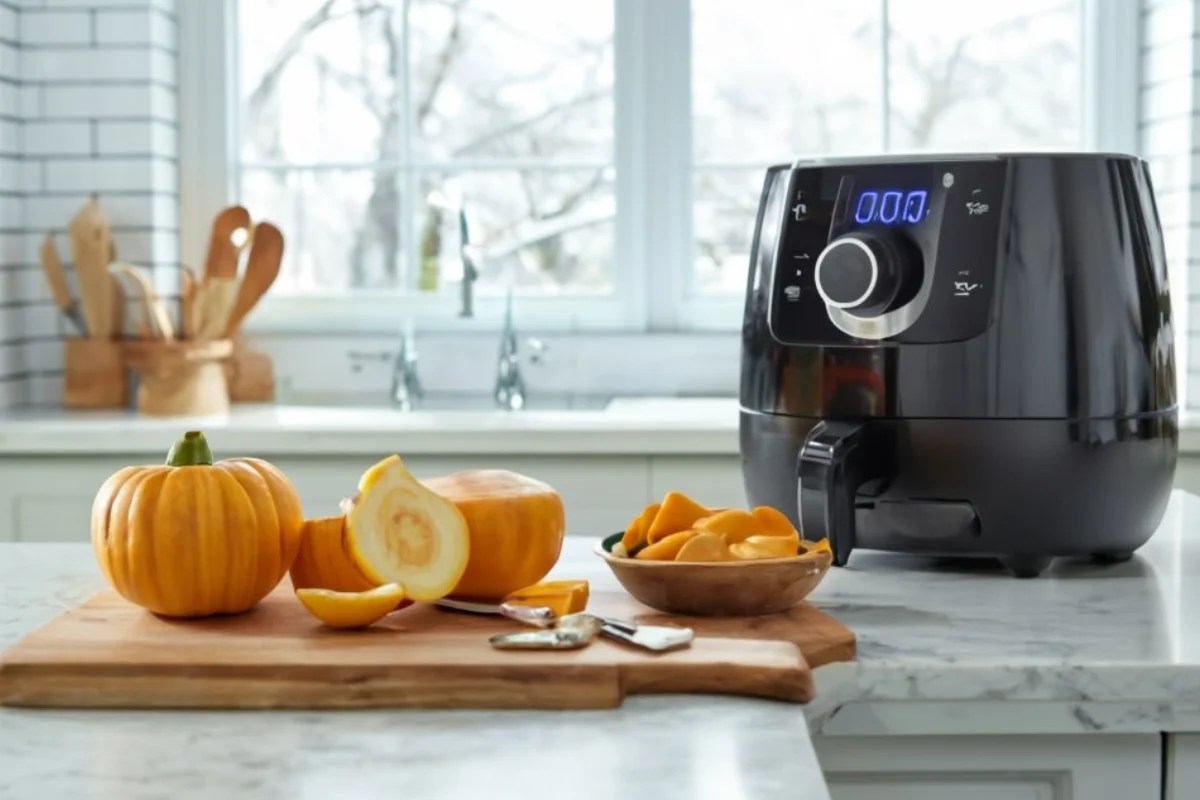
[814,230,915,318]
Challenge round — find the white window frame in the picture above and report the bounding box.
[179,0,1142,336]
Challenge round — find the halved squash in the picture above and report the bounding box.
[344,455,470,602]
[290,515,377,593]
[423,469,565,601]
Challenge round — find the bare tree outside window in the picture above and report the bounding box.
[238,0,615,296]
[690,0,1080,296]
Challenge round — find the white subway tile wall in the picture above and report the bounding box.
[1140,0,1200,407]
[1,0,22,408]
[0,0,179,408]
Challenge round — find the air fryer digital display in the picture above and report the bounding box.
[767,158,1008,345]
[851,188,929,226]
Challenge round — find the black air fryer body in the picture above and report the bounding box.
[739,154,1178,577]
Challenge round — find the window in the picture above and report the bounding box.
[689,0,1082,300]
[182,0,1131,333]
[235,0,615,320]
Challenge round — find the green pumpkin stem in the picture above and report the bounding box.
[166,431,213,467]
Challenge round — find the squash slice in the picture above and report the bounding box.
[621,502,661,553]
[296,583,407,629]
[730,535,799,560]
[504,579,590,617]
[344,455,471,602]
[646,492,711,544]
[674,532,735,562]
[694,509,762,544]
[636,529,699,560]
[751,505,800,540]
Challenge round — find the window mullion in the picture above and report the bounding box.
[401,0,419,296]
[880,0,891,151]
[614,0,648,330]
[1081,0,1140,155]
[635,0,692,331]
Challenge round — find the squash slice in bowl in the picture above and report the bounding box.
[595,530,833,617]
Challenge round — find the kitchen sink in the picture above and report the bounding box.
[277,390,615,412]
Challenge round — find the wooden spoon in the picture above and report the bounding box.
[202,206,251,285]
[67,197,115,339]
[224,222,284,338]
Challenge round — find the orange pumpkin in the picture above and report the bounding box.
[423,469,565,601]
[90,430,304,618]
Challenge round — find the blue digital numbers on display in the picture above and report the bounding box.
[854,189,928,225]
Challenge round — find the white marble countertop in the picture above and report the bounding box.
[8,491,1200,797]
[0,542,827,800]
[0,399,740,456]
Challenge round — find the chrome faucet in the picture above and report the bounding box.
[494,291,545,411]
[458,204,478,319]
[390,321,423,410]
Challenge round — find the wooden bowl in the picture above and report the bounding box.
[595,531,833,617]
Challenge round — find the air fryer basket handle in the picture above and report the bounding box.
[797,421,889,567]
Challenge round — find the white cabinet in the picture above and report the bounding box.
[815,734,1161,800]
[0,454,652,542]
[648,456,745,509]
[1166,735,1200,800]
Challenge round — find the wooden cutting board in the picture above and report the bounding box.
[0,586,855,710]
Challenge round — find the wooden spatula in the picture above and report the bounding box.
[68,197,116,339]
[109,263,175,341]
[224,222,284,338]
[202,206,251,286]
[38,234,87,335]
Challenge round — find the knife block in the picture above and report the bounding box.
[226,338,275,403]
[63,339,128,409]
[122,339,233,417]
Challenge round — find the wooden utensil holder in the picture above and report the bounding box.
[64,339,128,409]
[123,339,233,417]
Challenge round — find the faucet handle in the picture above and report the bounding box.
[526,337,547,365]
